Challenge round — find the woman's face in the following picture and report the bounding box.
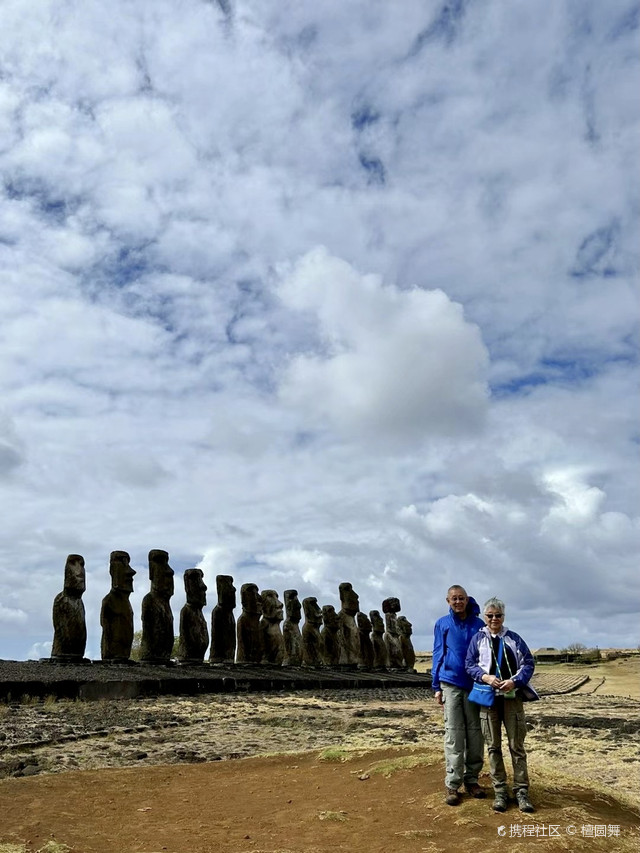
[484,608,504,632]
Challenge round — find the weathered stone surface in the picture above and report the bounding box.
[51,555,87,661]
[282,589,302,667]
[357,612,374,669]
[382,598,403,669]
[100,551,136,661]
[140,550,175,664]
[320,605,341,666]
[338,582,360,666]
[398,616,416,671]
[236,583,263,664]
[177,569,209,663]
[209,575,236,664]
[301,596,323,667]
[370,610,389,670]
[260,589,284,665]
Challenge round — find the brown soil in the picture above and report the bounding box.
[1,673,639,853]
[0,746,638,853]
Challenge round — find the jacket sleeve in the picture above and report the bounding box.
[511,632,535,686]
[431,621,444,691]
[465,632,485,683]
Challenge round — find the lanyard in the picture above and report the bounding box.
[490,637,513,680]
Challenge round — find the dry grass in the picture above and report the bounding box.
[367,750,440,777]
[317,810,348,821]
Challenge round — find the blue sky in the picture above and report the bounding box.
[0,0,638,659]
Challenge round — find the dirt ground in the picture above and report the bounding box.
[1,660,639,853]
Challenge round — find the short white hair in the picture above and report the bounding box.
[483,597,505,614]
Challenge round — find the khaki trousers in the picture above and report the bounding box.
[441,683,484,790]
[480,695,530,793]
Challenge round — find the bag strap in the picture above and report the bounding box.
[492,638,513,680]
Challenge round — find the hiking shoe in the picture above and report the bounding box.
[493,792,508,812]
[445,787,461,806]
[465,783,486,799]
[516,790,535,813]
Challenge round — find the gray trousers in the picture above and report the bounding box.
[480,695,530,794]
[442,682,484,790]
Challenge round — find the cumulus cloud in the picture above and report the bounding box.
[277,248,489,445]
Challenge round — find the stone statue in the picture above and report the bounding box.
[260,589,284,664]
[337,582,360,666]
[282,589,303,666]
[301,596,323,667]
[177,569,209,663]
[140,549,175,663]
[398,615,416,671]
[100,551,136,661]
[210,574,237,664]
[320,604,341,666]
[382,596,403,668]
[236,583,263,663]
[357,612,374,669]
[370,609,389,670]
[51,554,87,661]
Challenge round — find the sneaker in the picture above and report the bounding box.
[493,792,508,812]
[445,787,461,806]
[465,783,486,799]
[516,790,535,813]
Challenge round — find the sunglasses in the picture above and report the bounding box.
[484,613,504,619]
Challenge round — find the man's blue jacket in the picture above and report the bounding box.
[431,597,484,692]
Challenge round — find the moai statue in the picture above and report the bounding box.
[177,569,209,663]
[301,596,323,667]
[260,589,285,665]
[140,549,175,663]
[236,583,263,663]
[357,612,374,669]
[370,609,389,670]
[100,551,136,661]
[320,604,341,666]
[398,615,416,671]
[51,554,88,661]
[210,575,237,664]
[382,596,404,669]
[283,589,303,666]
[337,582,360,666]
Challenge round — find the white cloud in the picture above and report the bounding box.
[277,248,489,446]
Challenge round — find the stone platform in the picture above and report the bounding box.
[0,659,432,702]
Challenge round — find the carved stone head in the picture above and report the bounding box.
[241,582,263,616]
[357,612,372,633]
[149,549,174,600]
[64,554,86,596]
[109,551,135,594]
[216,575,236,610]
[322,604,339,630]
[284,589,301,623]
[261,589,284,623]
[398,615,412,637]
[339,582,360,616]
[184,568,207,608]
[382,596,401,614]
[303,596,322,625]
[369,609,384,633]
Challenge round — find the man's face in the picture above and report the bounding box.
[447,588,468,616]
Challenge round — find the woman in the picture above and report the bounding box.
[465,597,539,814]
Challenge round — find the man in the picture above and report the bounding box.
[432,585,485,805]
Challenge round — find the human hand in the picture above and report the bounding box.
[434,690,444,707]
[497,679,515,693]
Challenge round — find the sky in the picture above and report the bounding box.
[1,0,638,660]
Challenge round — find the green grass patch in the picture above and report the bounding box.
[317,747,351,762]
